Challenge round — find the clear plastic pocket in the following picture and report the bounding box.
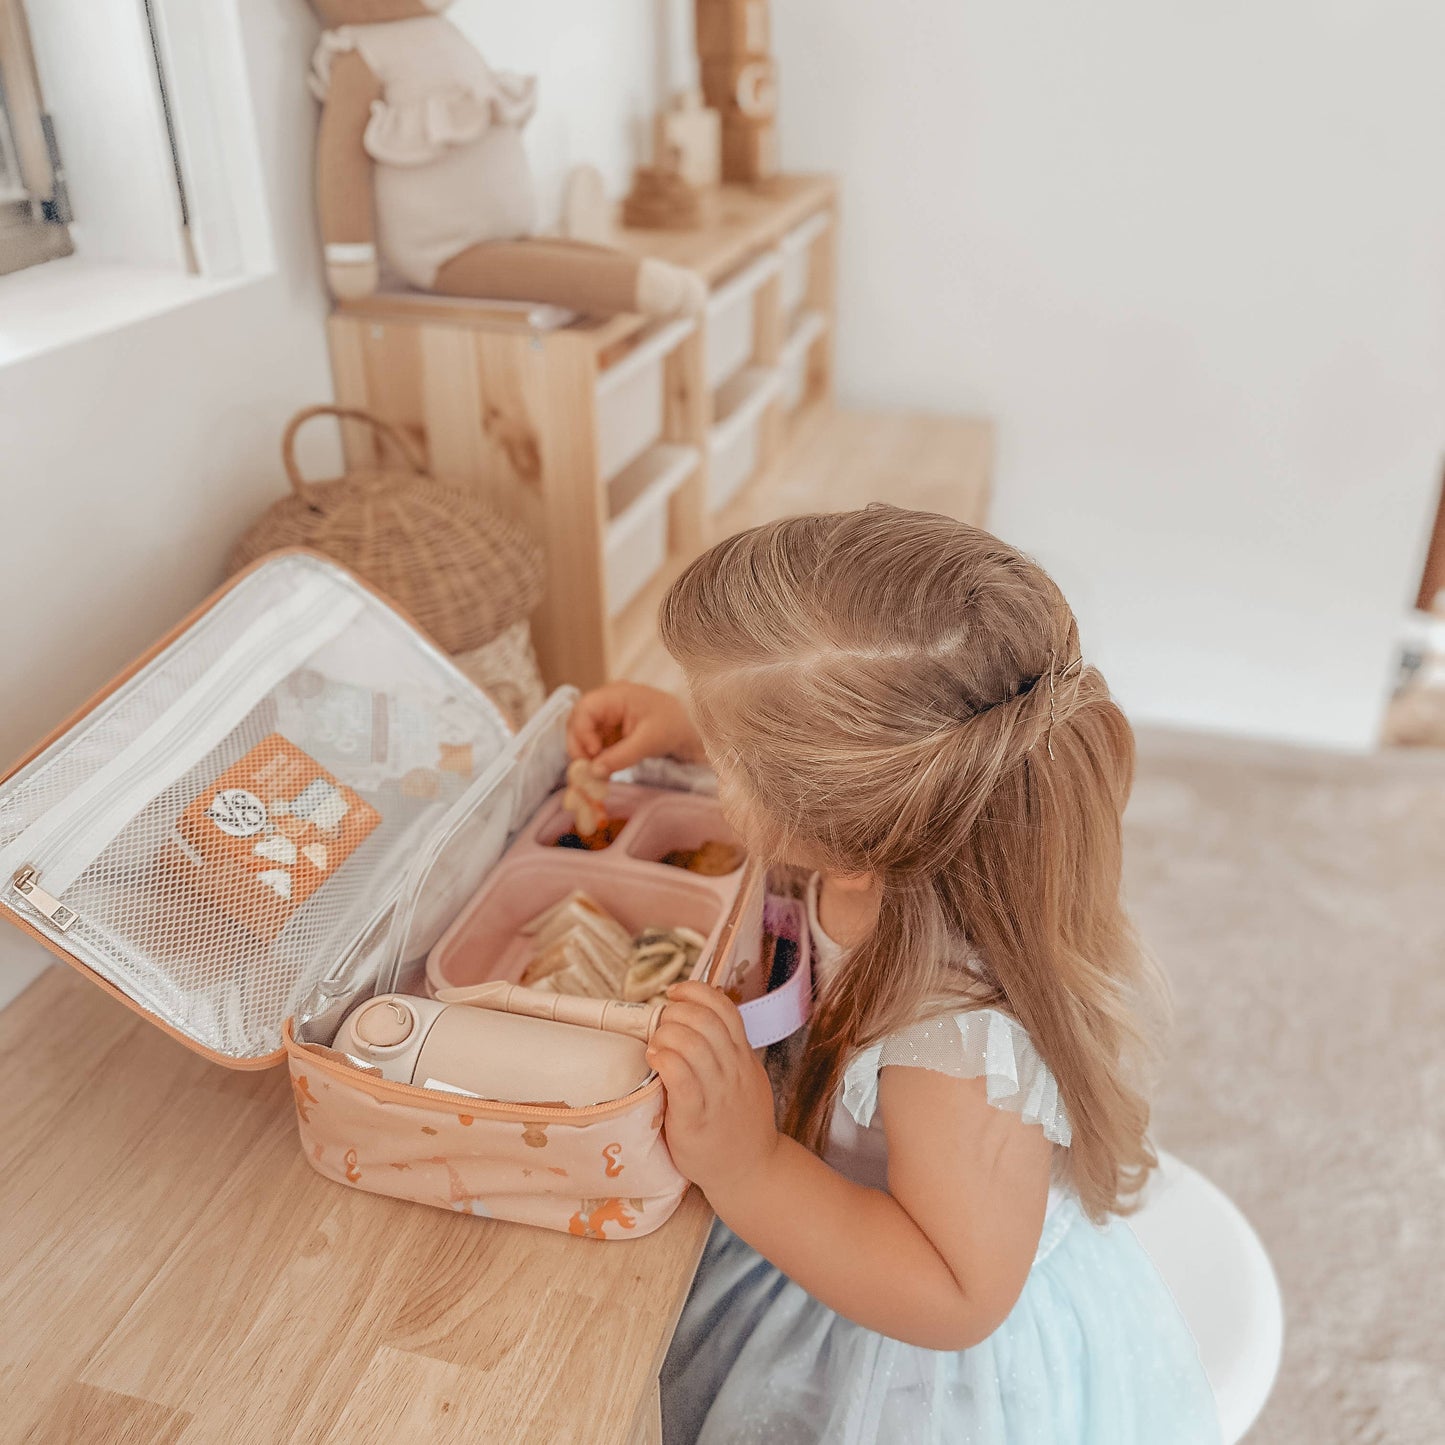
[370,688,578,998]
[0,556,515,1063]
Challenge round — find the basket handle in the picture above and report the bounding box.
[282,405,428,504]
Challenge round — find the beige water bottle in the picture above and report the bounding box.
[335,992,655,1107]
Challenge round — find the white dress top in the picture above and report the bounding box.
[806,875,1072,1228]
[658,883,1219,1444]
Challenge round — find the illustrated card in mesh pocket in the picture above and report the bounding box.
[170,734,380,943]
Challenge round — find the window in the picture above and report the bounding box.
[0,0,275,364]
[0,0,72,277]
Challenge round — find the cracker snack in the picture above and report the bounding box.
[173,734,380,942]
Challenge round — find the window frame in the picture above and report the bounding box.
[0,0,72,278]
[0,0,278,367]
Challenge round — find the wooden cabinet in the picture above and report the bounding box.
[327,174,837,691]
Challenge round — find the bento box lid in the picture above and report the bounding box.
[0,552,567,1070]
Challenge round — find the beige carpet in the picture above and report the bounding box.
[1127,730,1445,1444]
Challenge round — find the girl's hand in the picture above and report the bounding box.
[648,981,779,1197]
[566,682,705,778]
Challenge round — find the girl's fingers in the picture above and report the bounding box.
[590,725,652,779]
[649,1019,727,1086]
[650,1019,730,1100]
[568,713,602,759]
[658,999,741,1071]
[666,981,752,1055]
[568,695,622,760]
[565,721,594,761]
[649,1047,703,1120]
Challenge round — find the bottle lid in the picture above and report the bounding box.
[354,997,415,1048]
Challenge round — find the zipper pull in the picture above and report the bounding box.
[11,866,77,933]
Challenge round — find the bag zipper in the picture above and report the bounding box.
[3,575,363,923]
[12,865,77,932]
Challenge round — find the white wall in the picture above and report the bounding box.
[0,0,333,1006]
[775,1,1445,750]
[451,0,660,224]
[0,0,659,1007]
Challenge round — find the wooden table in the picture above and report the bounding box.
[0,409,995,1444]
[0,965,710,1444]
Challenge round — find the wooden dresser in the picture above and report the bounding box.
[328,175,839,692]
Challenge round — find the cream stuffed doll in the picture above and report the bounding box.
[309,0,707,317]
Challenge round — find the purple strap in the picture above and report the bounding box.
[738,895,813,1049]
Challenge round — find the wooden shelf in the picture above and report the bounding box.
[327,174,839,691]
[611,174,837,286]
[778,309,830,416]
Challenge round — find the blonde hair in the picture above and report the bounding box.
[659,506,1165,1221]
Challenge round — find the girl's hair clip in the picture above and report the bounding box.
[968,653,1084,757]
[1045,654,1085,759]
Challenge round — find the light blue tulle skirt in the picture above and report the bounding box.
[661,1198,1220,1445]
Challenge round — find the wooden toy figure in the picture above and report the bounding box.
[696,0,779,182]
[308,0,708,318]
[658,89,722,192]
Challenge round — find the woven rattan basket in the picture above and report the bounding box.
[229,406,544,658]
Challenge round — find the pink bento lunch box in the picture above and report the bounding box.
[425,779,813,1052]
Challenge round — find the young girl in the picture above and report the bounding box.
[567,507,1219,1444]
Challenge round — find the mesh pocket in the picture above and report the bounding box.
[0,556,514,1062]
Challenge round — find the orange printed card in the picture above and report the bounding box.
[173,735,381,942]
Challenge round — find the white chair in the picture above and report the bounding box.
[1126,1151,1284,1445]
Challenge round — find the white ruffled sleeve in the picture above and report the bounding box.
[840,1009,1072,1147]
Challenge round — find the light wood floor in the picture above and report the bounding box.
[0,407,992,1445]
[632,407,994,691]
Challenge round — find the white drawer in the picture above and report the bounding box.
[778,210,832,323]
[595,318,695,483]
[604,443,699,617]
[707,366,784,512]
[778,310,829,412]
[705,251,782,392]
